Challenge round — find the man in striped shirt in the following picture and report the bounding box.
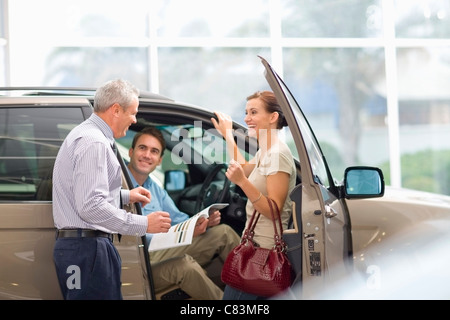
[52,79,171,300]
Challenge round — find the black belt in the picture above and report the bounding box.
[56,229,114,242]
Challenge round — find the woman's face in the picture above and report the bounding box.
[244,98,273,140]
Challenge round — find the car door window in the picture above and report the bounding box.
[266,64,330,189]
[0,107,83,201]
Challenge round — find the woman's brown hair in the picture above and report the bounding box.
[246,91,288,129]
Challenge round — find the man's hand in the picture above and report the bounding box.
[207,210,221,227]
[130,186,151,207]
[193,210,222,237]
[146,211,171,233]
[193,217,208,237]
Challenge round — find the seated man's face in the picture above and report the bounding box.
[128,134,163,177]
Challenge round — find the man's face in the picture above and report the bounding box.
[113,98,139,139]
[128,134,163,176]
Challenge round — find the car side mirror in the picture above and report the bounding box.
[344,166,384,199]
[164,170,187,191]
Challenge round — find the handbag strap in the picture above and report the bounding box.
[241,196,286,250]
[266,197,287,251]
[241,209,259,242]
[266,197,283,235]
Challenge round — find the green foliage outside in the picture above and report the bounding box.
[379,149,450,196]
[322,141,450,196]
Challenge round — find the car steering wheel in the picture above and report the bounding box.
[194,163,231,213]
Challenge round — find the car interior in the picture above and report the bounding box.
[116,114,302,299]
[117,121,251,237]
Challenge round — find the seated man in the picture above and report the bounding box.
[151,254,222,300]
[127,126,241,300]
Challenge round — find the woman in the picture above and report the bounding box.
[212,90,296,300]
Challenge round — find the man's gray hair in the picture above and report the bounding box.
[93,79,140,112]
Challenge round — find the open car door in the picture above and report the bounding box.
[260,56,353,297]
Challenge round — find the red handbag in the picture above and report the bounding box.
[221,197,294,297]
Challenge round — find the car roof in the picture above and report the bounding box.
[0,95,93,105]
[0,86,174,101]
[0,86,179,111]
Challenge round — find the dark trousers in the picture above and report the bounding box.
[53,237,122,300]
[222,285,267,300]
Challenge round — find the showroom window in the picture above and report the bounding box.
[2,0,450,195]
[0,0,8,86]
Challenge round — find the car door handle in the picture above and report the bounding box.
[324,205,337,218]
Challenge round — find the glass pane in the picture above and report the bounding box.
[16,47,148,87]
[0,0,5,37]
[8,0,150,38]
[281,0,384,38]
[283,47,389,181]
[158,47,271,121]
[395,0,450,38]
[275,68,330,187]
[0,0,5,86]
[396,47,450,194]
[0,107,84,201]
[156,0,270,37]
[0,46,5,86]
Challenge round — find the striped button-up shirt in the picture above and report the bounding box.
[52,113,147,236]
